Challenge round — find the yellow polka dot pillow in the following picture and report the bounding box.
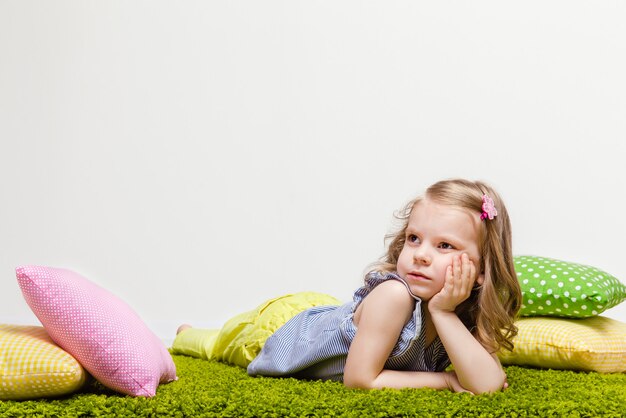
[0,324,85,400]
[498,316,626,373]
[515,256,626,317]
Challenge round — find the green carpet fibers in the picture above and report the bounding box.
[1,355,625,417]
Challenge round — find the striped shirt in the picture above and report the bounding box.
[247,271,451,381]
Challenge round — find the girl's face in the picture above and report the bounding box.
[396,198,482,301]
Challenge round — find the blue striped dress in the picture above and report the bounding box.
[247,271,451,381]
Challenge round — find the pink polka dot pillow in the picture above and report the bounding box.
[16,265,177,397]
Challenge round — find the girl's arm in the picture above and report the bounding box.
[343,280,458,391]
[428,254,506,394]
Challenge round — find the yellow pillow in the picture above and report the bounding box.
[172,292,342,368]
[0,324,86,400]
[498,316,626,373]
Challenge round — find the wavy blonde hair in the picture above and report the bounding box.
[371,179,522,353]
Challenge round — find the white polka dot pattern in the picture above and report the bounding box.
[15,266,177,397]
[0,324,85,400]
[515,256,626,318]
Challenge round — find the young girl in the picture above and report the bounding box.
[173,179,522,394]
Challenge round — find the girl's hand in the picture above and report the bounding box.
[428,253,477,314]
[444,371,473,394]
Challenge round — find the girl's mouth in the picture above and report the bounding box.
[407,272,431,281]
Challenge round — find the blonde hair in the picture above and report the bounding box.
[371,179,522,353]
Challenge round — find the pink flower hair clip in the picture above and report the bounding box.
[480,194,497,221]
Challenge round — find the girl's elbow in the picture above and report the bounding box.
[467,374,507,395]
[343,376,371,390]
[343,371,375,390]
[470,385,500,395]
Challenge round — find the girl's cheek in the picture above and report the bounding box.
[443,255,455,268]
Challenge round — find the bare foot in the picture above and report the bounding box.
[177,324,192,335]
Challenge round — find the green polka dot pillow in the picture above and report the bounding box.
[515,255,626,318]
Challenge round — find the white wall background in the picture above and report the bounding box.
[1,1,625,343]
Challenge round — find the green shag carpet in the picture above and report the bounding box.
[1,355,625,417]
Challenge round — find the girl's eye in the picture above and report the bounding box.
[439,242,454,250]
[407,234,419,243]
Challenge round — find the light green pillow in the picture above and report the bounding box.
[515,255,626,318]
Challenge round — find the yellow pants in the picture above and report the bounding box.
[171,292,342,368]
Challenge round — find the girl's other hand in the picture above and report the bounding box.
[428,254,476,314]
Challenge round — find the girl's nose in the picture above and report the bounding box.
[414,249,431,265]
